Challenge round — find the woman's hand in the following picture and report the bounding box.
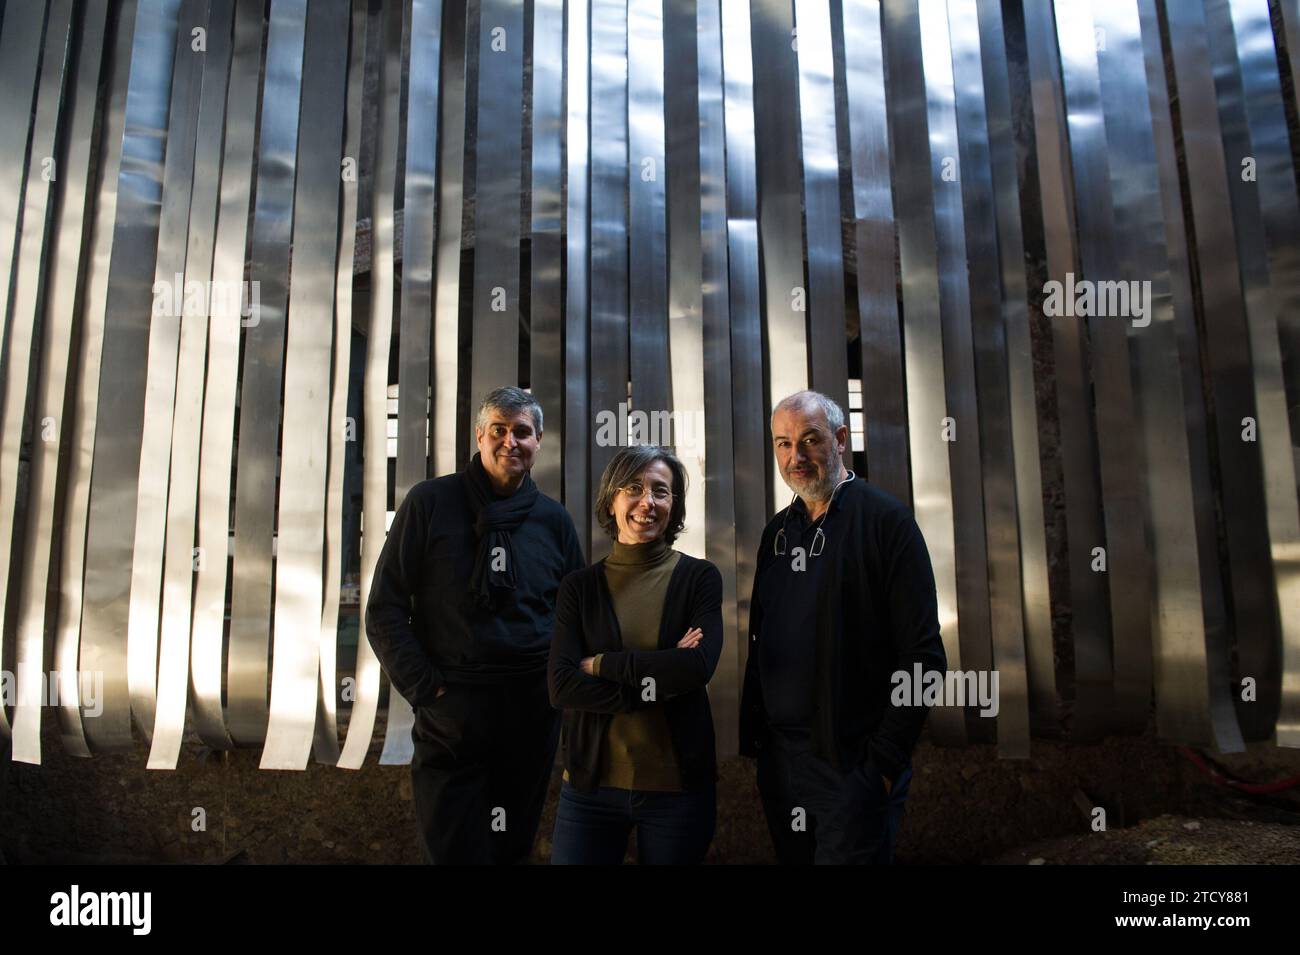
[580,656,596,675]
[677,627,703,649]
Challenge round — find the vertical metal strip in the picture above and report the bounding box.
[529,0,563,497]
[588,0,629,563]
[0,1,47,404]
[1021,0,1112,741]
[124,0,207,745]
[1164,0,1285,747]
[382,0,443,768]
[842,0,908,504]
[147,0,233,770]
[976,0,1055,729]
[396,0,440,507]
[880,0,964,744]
[341,0,404,770]
[720,0,768,669]
[1094,0,1241,751]
[1204,0,1300,744]
[190,0,261,750]
[1135,0,1232,749]
[316,0,369,765]
[947,0,1029,757]
[751,0,808,510]
[917,0,994,730]
[695,0,741,756]
[432,0,466,480]
[79,0,183,752]
[663,0,706,576]
[57,0,138,759]
[1054,0,1153,736]
[627,0,670,418]
[5,0,75,763]
[260,0,349,771]
[226,0,307,746]
[470,0,525,414]
[793,0,848,415]
[564,0,591,555]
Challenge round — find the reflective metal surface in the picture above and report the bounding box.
[79,0,184,752]
[564,0,591,554]
[226,0,307,747]
[7,0,76,763]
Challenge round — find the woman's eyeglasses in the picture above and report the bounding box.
[619,482,674,504]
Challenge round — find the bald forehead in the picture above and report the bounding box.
[772,402,830,439]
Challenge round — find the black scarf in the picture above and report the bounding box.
[461,452,541,610]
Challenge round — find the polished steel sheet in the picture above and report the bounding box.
[1204,0,1300,744]
[1053,0,1152,735]
[751,0,808,512]
[1163,0,1286,748]
[470,0,525,414]
[316,0,369,765]
[396,0,440,504]
[843,0,908,504]
[1021,0,1111,741]
[719,0,765,671]
[341,0,404,770]
[79,0,183,752]
[0,2,47,439]
[261,0,349,771]
[382,0,442,768]
[190,0,262,750]
[6,0,76,763]
[694,0,741,756]
[1093,0,1240,749]
[125,0,207,746]
[564,0,591,553]
[976,0,1055,731]
[947,0,1028,757]
[188,0,261,748]
[628,0,670,419]
[1135,0,1231,748]
[587,0,629,563]
[432,0,466,480]
[56,0,138,759]
[529,0,563,497]
[662,0,706,580]
[793,0,847,416]
[662,0,708,564]
[917,0,994,730]
[880,0,965,744]
[146,0,233,770]
[226,0,307,747]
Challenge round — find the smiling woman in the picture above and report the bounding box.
[547,445,723,864]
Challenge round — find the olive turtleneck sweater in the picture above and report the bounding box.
[592,536,683,791]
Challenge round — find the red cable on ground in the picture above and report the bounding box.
[1179,746,1300,794]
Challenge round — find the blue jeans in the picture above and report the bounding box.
[757,730,912,864]
[550,780,716,865]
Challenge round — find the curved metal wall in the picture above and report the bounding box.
[2,0,1299,771]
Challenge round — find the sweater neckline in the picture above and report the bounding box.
[608,536,673,567]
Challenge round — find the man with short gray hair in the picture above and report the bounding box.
[740,389,947,864]
[367,386,586,864]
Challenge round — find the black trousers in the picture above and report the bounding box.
[757,730,912,865]
[409,674,559,864]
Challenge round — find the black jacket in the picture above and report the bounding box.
[740,477,948,782]
[365,472,586,705]
[547,553,724,793]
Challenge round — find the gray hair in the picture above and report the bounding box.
[476,386,543,435]
[771,389,845,434]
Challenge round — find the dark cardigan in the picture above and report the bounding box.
[547,552,724,793]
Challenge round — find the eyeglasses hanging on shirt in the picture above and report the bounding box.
[774,470,855,557]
